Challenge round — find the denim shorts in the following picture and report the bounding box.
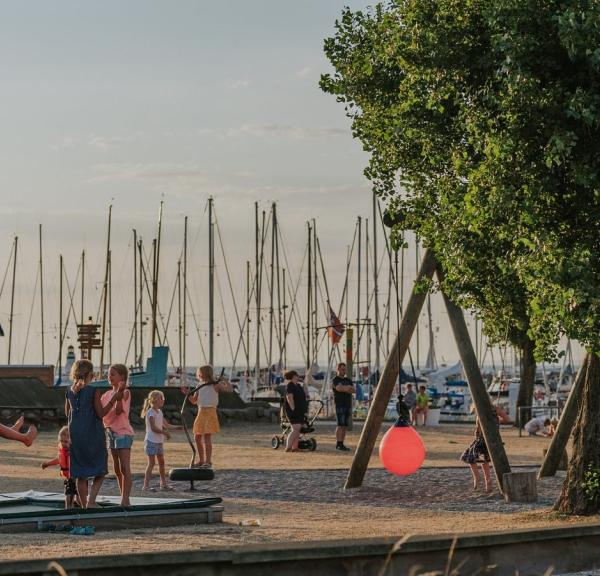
[107,428,134,450]
[144,440,164,456]
[336,405,352,427]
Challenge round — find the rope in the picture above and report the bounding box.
[21,266,40,363]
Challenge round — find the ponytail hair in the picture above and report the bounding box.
[141,390,164,417]
[70,359,94,384]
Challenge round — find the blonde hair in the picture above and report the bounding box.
[109,363,129,382]
[70,359,94,384]
[197,365,214,383]
[141,390,164,417]
[58,426,69,441]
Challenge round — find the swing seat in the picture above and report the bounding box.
[169,468,215,482]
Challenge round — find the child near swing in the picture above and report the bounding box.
[461,416,492,492]
[141,390,182,491]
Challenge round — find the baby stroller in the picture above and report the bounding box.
[271,399,323,451]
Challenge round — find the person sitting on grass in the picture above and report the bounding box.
[0,415,37,446]
[413,385,429,426]
[41,426,78,508]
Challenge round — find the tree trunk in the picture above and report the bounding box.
[517,337,536,427]
[555,353,600,515]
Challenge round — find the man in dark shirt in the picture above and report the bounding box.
[332,362,354,451]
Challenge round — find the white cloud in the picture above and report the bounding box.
[228,123,347,139]
[229,79,251,89]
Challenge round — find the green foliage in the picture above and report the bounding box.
[582,465,600,506]
[321,0,600,358]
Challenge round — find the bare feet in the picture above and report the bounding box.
[484,485,493,493]
[12,416,24,431]
[473,482,480,491]
[23,425,38,447]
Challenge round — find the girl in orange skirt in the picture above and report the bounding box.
[188,365,230,470]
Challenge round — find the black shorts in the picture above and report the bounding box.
[285,407,305,425]
[336,405,352,427]
[64,478,77,496]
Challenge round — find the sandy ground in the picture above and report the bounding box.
[0,420,593,562]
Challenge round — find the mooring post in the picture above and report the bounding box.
[538,355,589,478]
[438,268,511,492]
[344,249,437,489]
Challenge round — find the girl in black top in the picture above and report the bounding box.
[283,370,308,451]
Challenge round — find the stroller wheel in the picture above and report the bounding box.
[271,436,281,449]
[309,438,317,451]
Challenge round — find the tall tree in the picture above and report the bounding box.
[322,0,600,513]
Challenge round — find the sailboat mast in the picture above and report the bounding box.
[177,259,182,369]
[138,237,144,366]
[183,216,188,376]
[7,236,18,365]
[246,260,251,379]
[254,202,261,391]
[58,255,63,378]
[275,210,282,368]
[39,225,45,364]
[312,220,318,364]
[81,250,85,326]
[151,201,164,349]
[366,218,371,379]
[356,216,362,381]
[99,205,112,377]
[282,267,287,368]
[133,230,138,365]
[306,222,312,370]
[415,236,420,369]
[372,192,380,374]
[108,250,112,364]
[208,197,214,365]
[268,203,276,384]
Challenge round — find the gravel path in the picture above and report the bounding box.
[135,465,565,514]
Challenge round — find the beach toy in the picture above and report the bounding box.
[379,417,425,476]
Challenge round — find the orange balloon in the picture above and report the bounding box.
[379,424,425,476]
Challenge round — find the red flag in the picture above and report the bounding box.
[327,304,345,345]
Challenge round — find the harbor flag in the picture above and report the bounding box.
[327,304,345,345]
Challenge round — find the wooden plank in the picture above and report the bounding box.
[503,471,538,503]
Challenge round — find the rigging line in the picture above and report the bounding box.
[337,219,359,318]
[230,264,259,374]
[282,238,309,359]
[377,207,420,381]
[21,266,40,364]
[213,212,248,360]
[160,261,180,368]
[215,268,236,369]
[277,224,309,354]
[185,283,208,365]
[57,259,82,367]
[140,241,172,349]
[0,240,16,303]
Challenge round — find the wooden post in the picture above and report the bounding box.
[538,355,589,478]
[438,267,511,492]
[503,471,537,503]
[344,249,437,489]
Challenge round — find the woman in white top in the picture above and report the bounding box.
[188,365,231,470]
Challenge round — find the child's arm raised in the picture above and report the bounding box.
[114,386,129,416]
[94,389,120,418]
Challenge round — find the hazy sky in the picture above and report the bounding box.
[0,1,582,372]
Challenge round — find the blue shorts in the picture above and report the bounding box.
[145,440,164,456]
[336,405,352,427]
[107,429,134,450]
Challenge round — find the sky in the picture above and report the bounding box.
[0,1,583,373]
